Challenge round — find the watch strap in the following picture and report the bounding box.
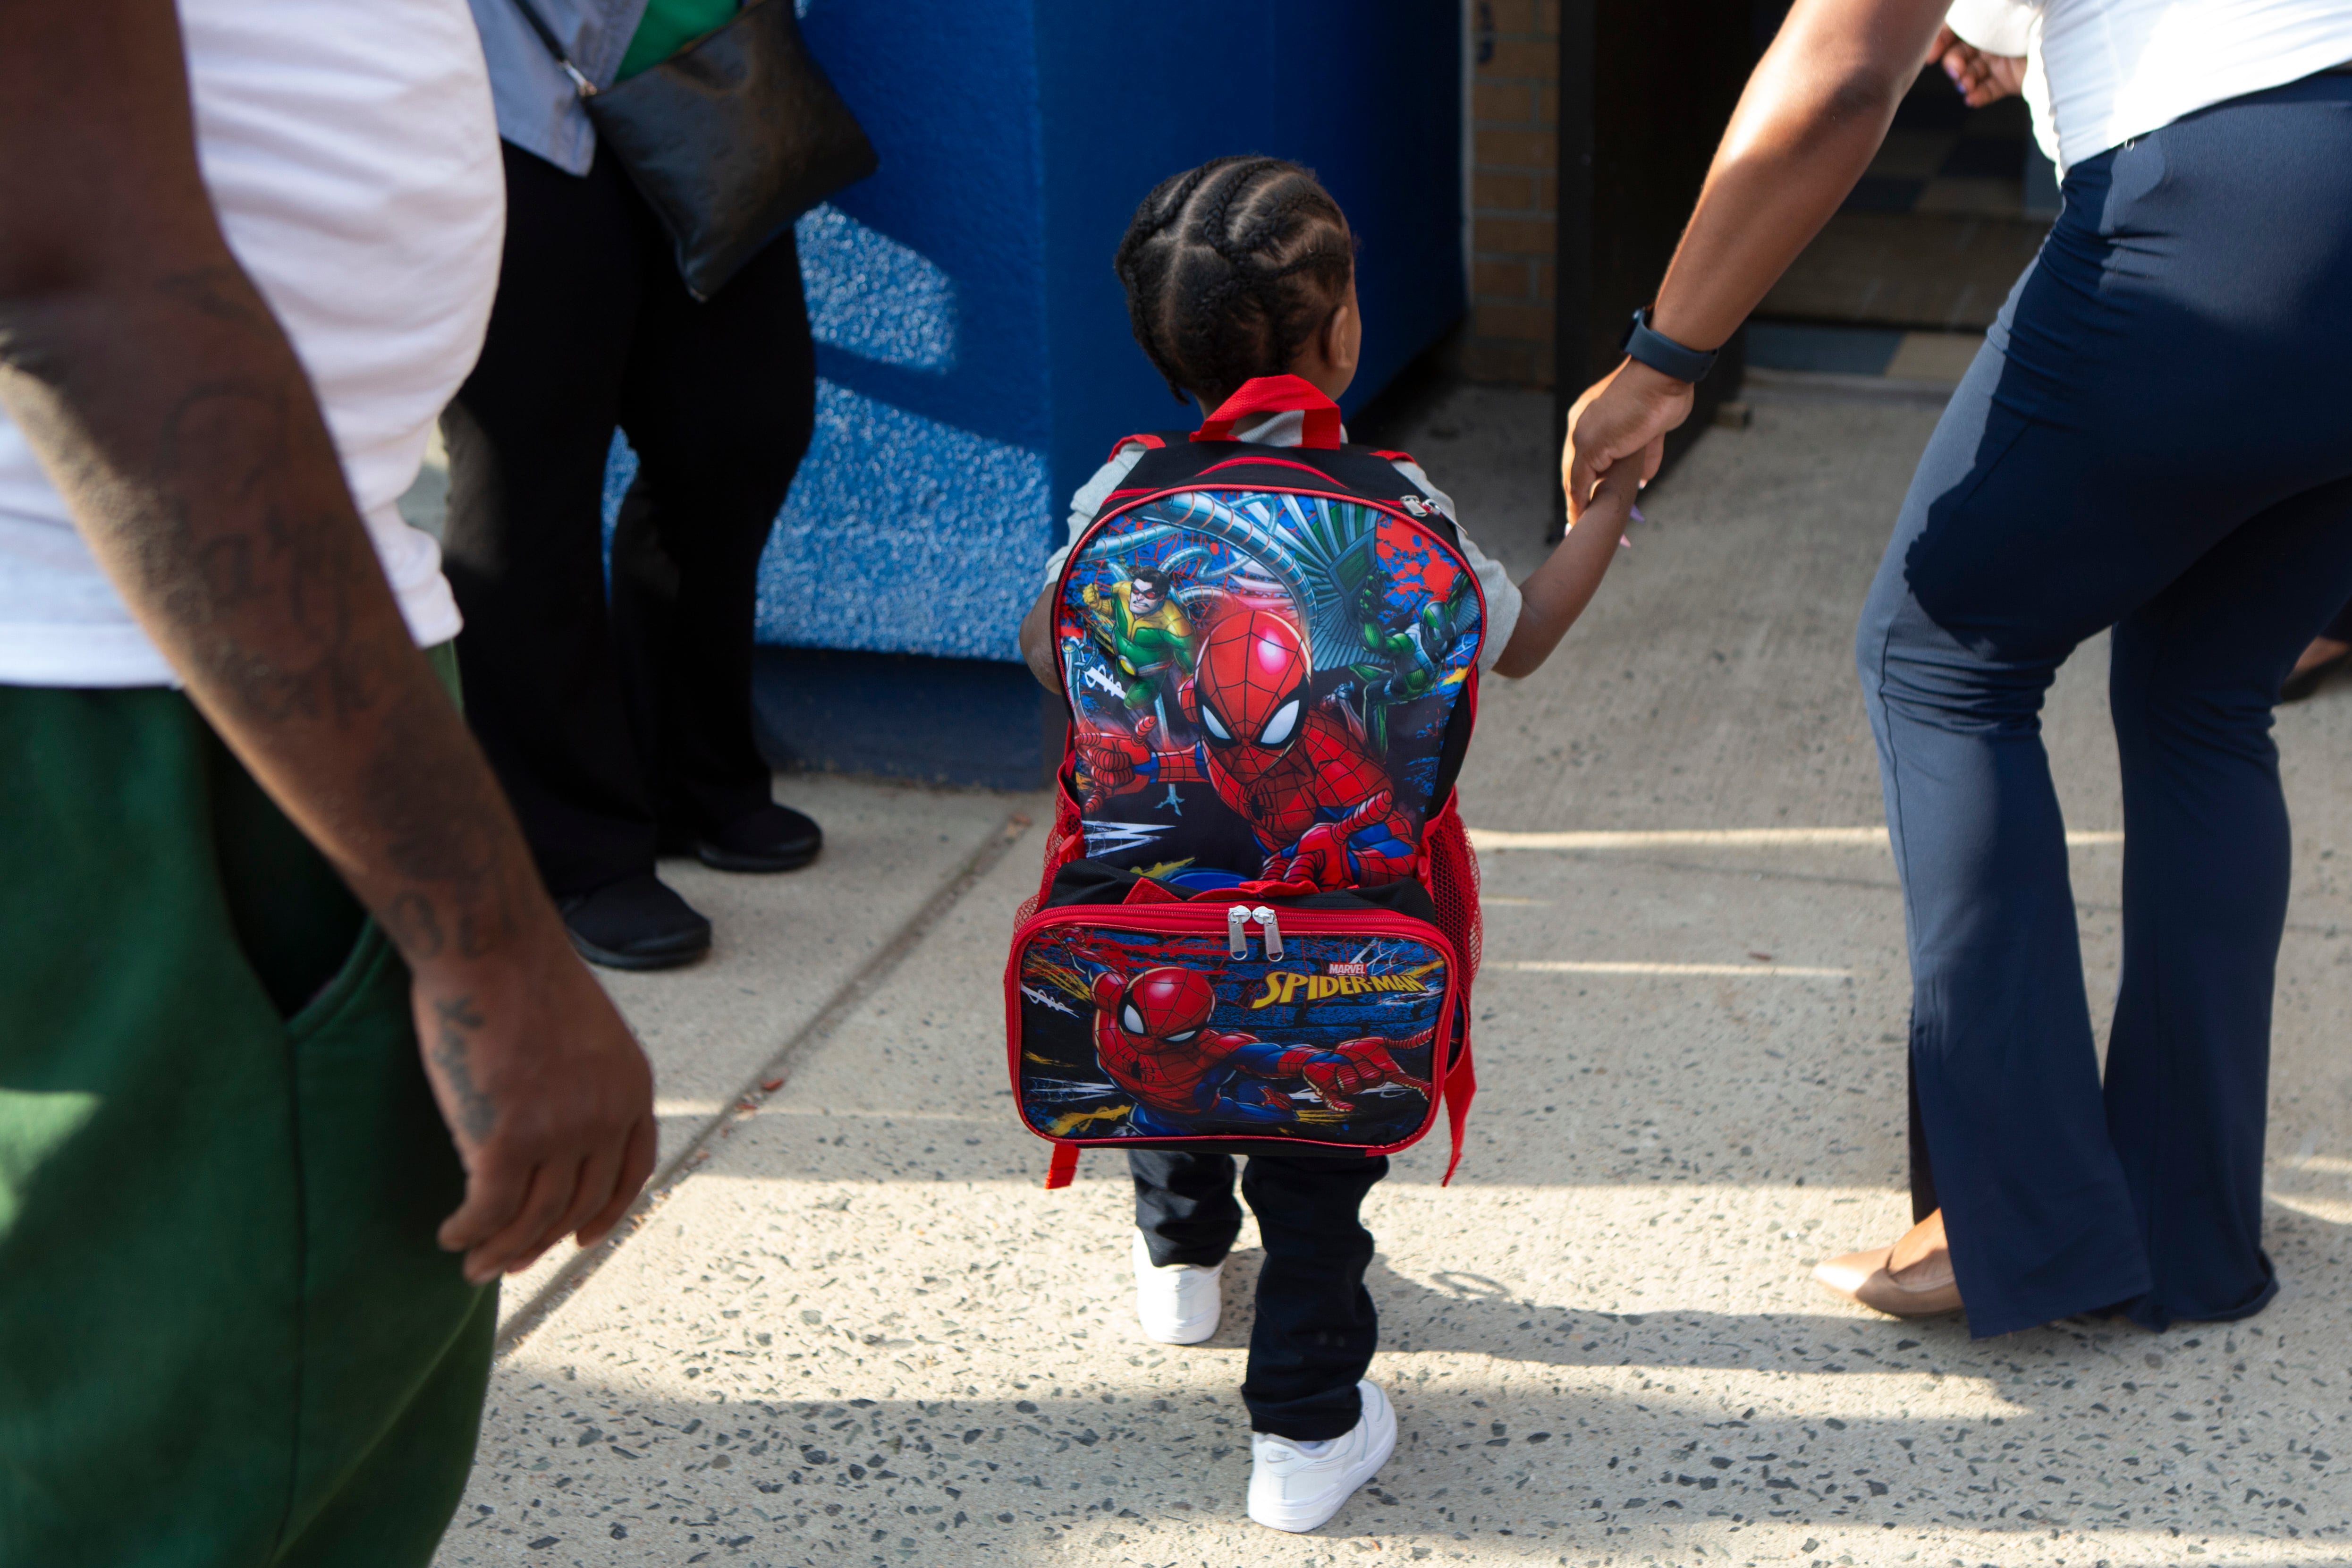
[1622,306,1718,383]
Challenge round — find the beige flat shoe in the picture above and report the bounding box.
[1813,1210,1963,1318]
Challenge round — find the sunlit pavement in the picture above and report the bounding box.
[436,386,2352,1568]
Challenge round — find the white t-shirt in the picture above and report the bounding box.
[1041,410,1525,672]
[0,0,504,688]
[1946,0,2352,171]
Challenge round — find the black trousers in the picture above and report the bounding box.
[1130,1148,1387,1441]
[441,141,817,898]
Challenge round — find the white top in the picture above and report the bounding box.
[1041,410,1525,673]
[0,0,504,688]
[1946,0,2352,171]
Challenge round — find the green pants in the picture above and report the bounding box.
[0,650,495,1567]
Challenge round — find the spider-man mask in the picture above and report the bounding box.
[1117,967,1215,1043]
[1195,610,1310,783]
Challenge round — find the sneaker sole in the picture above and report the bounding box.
[1248,1394,1397,1533]
[1137,1314,1218,1346]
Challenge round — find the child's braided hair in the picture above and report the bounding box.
[1114,156,1354,410]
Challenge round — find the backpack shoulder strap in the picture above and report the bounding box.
[1104,431,1172,463]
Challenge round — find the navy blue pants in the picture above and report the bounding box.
[1130,1149,1385,1440]
[1857,71,2352,1339]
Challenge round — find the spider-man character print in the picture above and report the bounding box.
[1089,965,1430,1135]
[1078,609,1421,888]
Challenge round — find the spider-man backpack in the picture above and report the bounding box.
[1006,374,1485,1188]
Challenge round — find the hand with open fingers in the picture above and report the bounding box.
[1563,357,1692,523]
[412,922,658,1286]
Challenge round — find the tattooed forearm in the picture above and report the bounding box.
[384,890,446,960]
[154,264,278,332]
[0,211,543,979]
[429,994,497,1144]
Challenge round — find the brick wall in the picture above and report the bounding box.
[1464,0,1559,387]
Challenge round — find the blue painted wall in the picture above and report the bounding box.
[1032,2,1468,525]
[607,1,1463,672]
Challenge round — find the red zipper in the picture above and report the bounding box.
[1013,898,1462,958]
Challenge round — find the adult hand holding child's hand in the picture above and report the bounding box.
[1562,358,1690,523]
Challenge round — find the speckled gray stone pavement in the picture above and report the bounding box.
[435,387,2352,1568]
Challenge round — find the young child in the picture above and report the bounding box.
[1017,156,1637,1534]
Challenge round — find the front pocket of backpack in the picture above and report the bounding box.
[1005,901,1459,1155]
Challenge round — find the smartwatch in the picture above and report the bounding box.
[1622,306,1719,384]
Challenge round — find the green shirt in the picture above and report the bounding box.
[616,0,738,79]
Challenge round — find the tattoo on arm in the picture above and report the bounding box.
[429,993,497,1144]
[2,257,530,970]
[385,891,445,960]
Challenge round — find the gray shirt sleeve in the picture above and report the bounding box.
[465,0,648,175]
[1039,441,1151,587]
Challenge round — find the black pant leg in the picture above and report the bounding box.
[440,143,657,897]
[611,223,819,834]
[1238,1153,1387,1441]
[1128,1149,1242,1267]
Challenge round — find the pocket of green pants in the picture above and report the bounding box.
[279,923,489,1544]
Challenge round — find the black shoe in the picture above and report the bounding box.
[558,873,711,971]
[690,802,822,873]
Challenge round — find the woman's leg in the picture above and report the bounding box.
[1856,73,2352,1336]
[1857,398,2153,1334]
[2105,473,2352,1329]
[612,227,819,839]
[440,144,653,899]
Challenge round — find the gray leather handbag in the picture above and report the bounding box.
[512,0,877,300]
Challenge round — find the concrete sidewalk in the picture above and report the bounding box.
[437,386,2352,1568]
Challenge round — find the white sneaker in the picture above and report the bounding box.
[1246,1380,1397,1533]
[1131,1229,1224,1344]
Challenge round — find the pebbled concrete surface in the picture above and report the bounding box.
[492,776,1033,1333]
[438,387,2352,1568]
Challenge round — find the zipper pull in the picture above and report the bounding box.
[1252,906,1284,960]
[1227,904,1252,958]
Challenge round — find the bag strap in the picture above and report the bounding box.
[1192,374,1343,449]
[1438,1036,1477,1186]
[1044,1144,1080,1189]
[505,0,601,98]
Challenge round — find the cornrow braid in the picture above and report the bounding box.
[1112,156,1354,410]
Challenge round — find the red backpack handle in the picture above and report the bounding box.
[1192,374,1343,449]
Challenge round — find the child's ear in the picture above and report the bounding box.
[1322,295,1360,376]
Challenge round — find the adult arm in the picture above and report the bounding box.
[1561,0,1951,518]
[0,0,654,1283]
